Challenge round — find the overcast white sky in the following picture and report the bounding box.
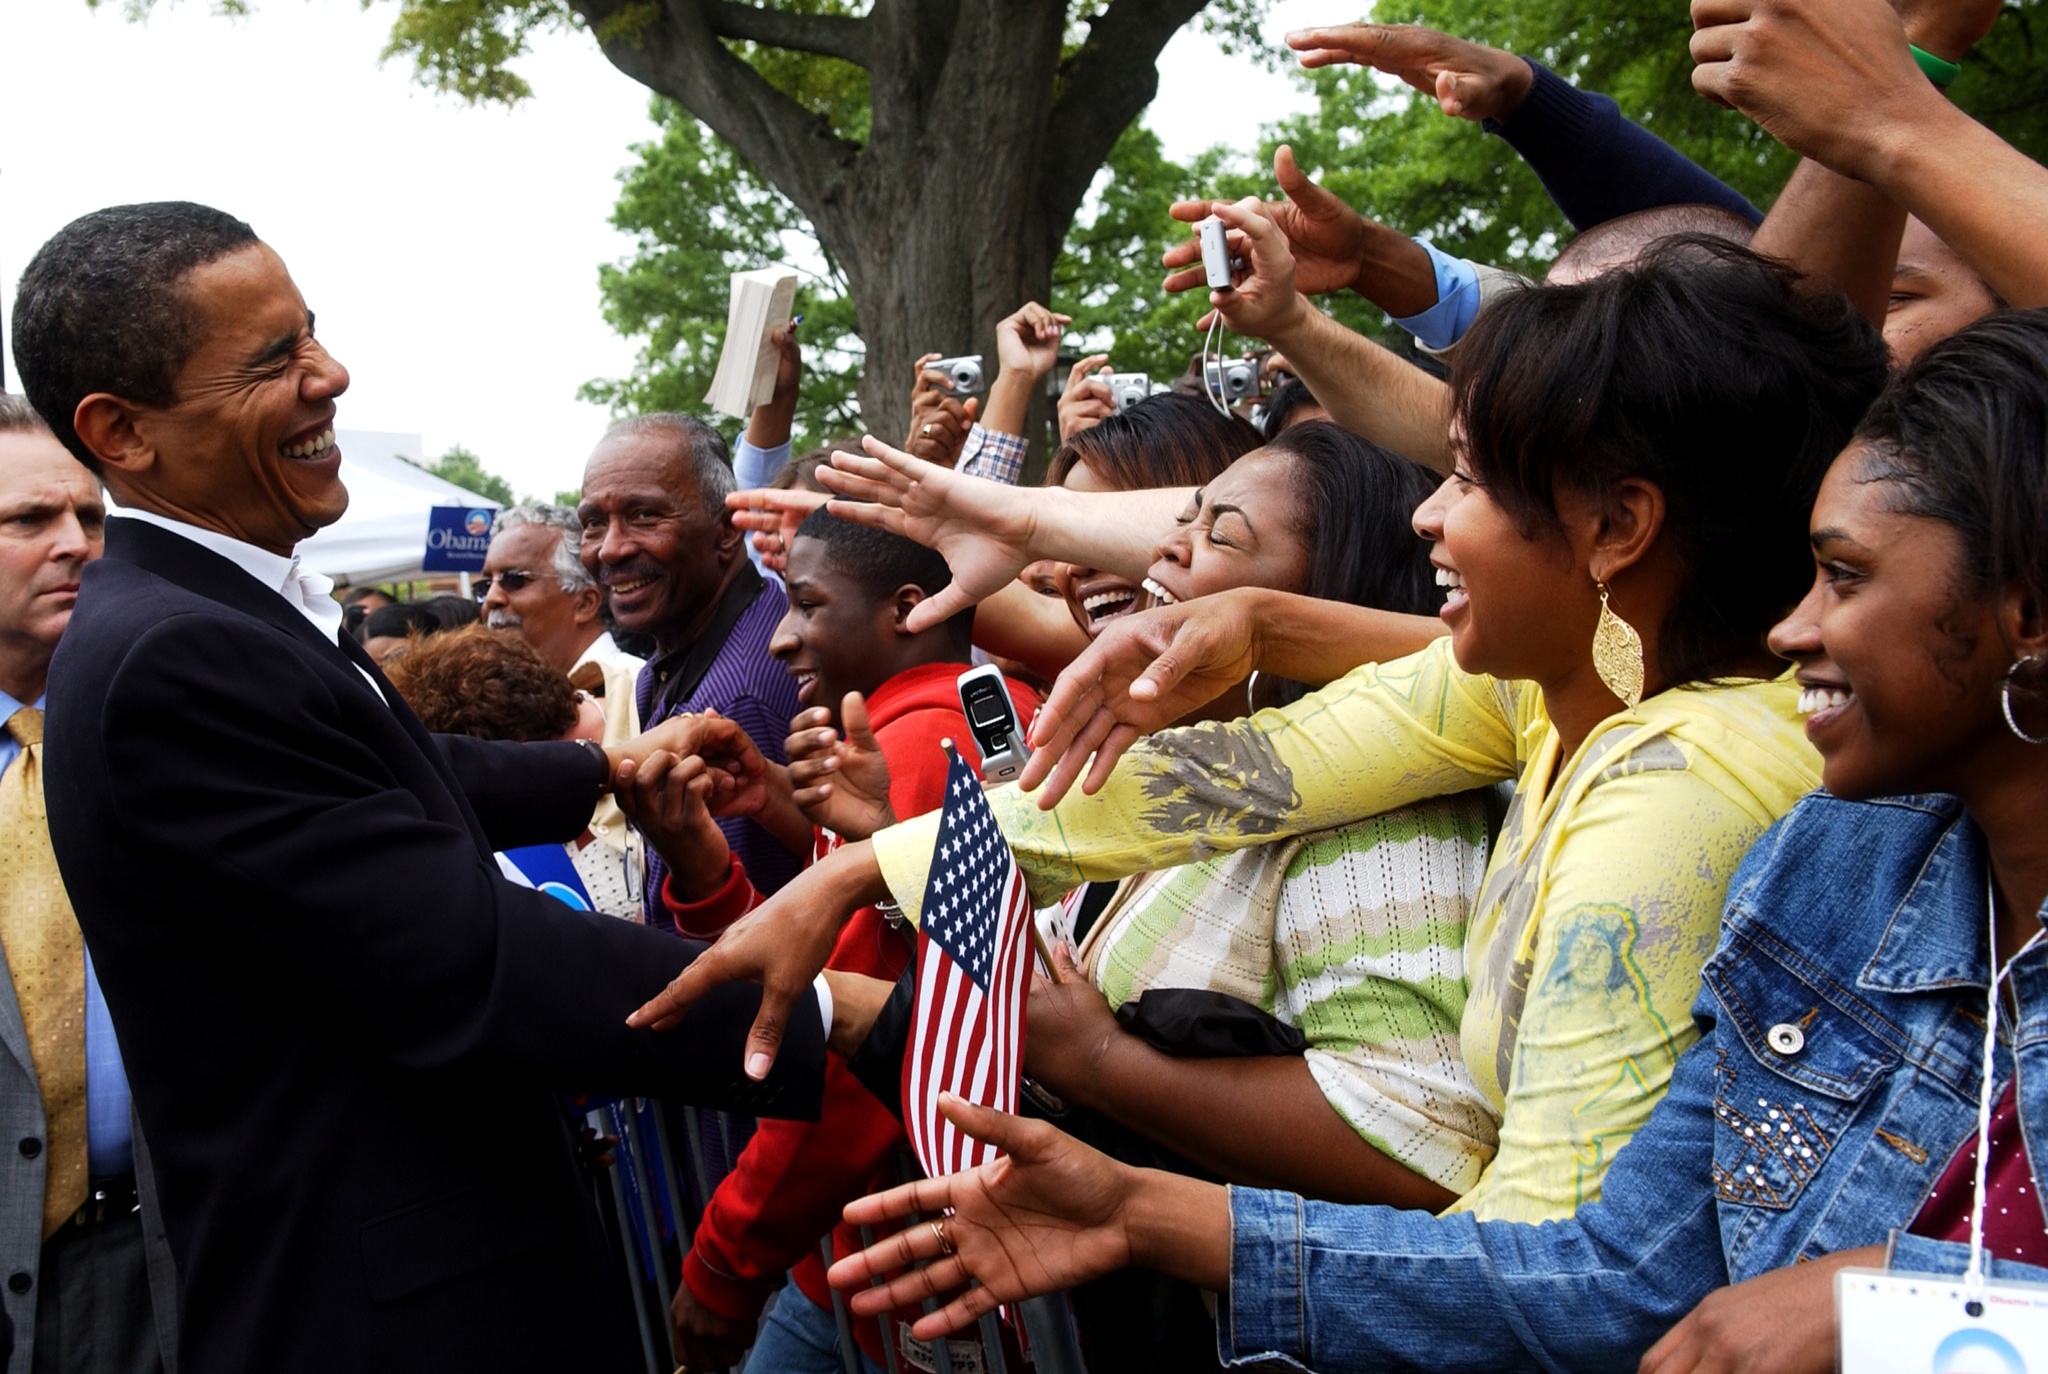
[0,0,1328,500]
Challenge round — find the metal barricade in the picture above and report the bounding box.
[592,1100,1090,1374]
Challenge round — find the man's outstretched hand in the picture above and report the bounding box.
[1020,589,1265,807]
[627,839,889,1078]
[826,1097,1142,1338]
[818,436,1042,632]
[1287,22,1534,122]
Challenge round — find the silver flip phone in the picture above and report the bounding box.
[956,664,1030,788]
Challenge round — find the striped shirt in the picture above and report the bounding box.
[635,568,805,923]
[1077,794,1500,1193]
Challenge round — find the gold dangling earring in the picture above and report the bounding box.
[1591,581,1644,710]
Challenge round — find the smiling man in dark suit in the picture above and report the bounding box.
[8,202,832,1374]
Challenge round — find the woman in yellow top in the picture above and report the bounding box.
[633,235,1892,1225]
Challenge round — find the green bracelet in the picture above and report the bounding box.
[1911,44,1961,88]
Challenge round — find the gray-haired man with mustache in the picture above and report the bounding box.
[479,503,642,680]
[574,416,807,920]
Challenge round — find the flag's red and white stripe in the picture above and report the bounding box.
[905,849,1034,1178]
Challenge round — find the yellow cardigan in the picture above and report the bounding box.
[873,638,1819,1222]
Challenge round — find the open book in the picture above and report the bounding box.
[704,267,799,419]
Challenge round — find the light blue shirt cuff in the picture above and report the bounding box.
[1390,240,1484,352]
[734,437,792,489]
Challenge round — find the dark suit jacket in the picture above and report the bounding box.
[43,518,824,1374]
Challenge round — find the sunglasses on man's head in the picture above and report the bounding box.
[472,569,546,600]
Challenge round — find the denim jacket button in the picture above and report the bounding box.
[1767,1023,1806,1055]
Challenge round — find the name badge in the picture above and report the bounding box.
[1838,1267,2048,1372]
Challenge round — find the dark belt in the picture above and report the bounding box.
[63,1175,139,1231]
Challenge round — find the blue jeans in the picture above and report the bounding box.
[745,1286,887,1374]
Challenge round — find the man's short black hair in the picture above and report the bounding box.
[11,202,259,472]
[791,507,970,650]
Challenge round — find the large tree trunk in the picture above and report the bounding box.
[577,0,1209,452]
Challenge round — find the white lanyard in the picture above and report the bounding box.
[1964,876,2047,1298]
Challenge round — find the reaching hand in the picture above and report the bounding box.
[995,301,1071,384]
[728,486,829,573]
[1020,589,1264,807]
[907,353,980,468]
[1690,0,1934,181]
[1286,22,1534,122]
[826,1096,1141,1338]
[786,694,897,841]
[1166,148,1371,299]
[611,751,731,903]
[1639,1248,1878,1374]
[818,436,1043,632]
[1021,947,1121,1106]
[1157,196,1309,342]
[627,839,889,1078]
[1057,353,1115,440]
[670,1278,755,1372]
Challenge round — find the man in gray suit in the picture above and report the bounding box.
[0,395,170,1374]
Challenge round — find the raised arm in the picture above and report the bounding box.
[1742,0,2003,327]
[1159,193,1455,472]
[816,435,1187,630]
[1693,0,2048,308]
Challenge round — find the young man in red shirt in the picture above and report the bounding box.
[657,508,1039,1373]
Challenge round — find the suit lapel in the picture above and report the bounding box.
[104,518,494,856]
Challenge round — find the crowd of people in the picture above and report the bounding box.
[0,0,2044,1370]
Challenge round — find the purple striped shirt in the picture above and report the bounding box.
[636,574,804,928]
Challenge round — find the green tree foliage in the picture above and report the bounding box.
[579,99,863,449]
[406,445,517,505]
[584,0,2048,436]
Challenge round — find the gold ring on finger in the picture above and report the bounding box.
[929,1218,955,1257]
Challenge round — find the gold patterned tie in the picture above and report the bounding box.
[0,707,88,1238]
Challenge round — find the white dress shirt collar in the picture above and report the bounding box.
[115,509,346,642]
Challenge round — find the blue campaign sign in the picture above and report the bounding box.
[422,505,497,572]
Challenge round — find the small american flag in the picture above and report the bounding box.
[902,744,1035,1179]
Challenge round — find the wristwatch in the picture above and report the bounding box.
[576,738,614,795]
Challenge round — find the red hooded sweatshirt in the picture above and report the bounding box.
[667,660,1039,1365]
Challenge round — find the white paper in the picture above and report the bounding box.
[1838,1267,2048,1373]
[704,267,798,419]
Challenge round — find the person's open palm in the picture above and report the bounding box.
[1021,588,1264,807]
[817,436,1041,632]
[827,1096,1137,1338]
[786,693,897,841]
[1286,22,1534,122]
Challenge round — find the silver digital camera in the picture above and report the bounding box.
[1205,358,1262,404]
[1109,373,1152,412]
[1198,216,1237,290]
[928,355,985,396]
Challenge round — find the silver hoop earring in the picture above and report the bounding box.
[2001,656,2048,745]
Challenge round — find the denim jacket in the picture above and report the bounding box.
[1219,793,2048,1371]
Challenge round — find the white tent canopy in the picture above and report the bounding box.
[296,431,498,586]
